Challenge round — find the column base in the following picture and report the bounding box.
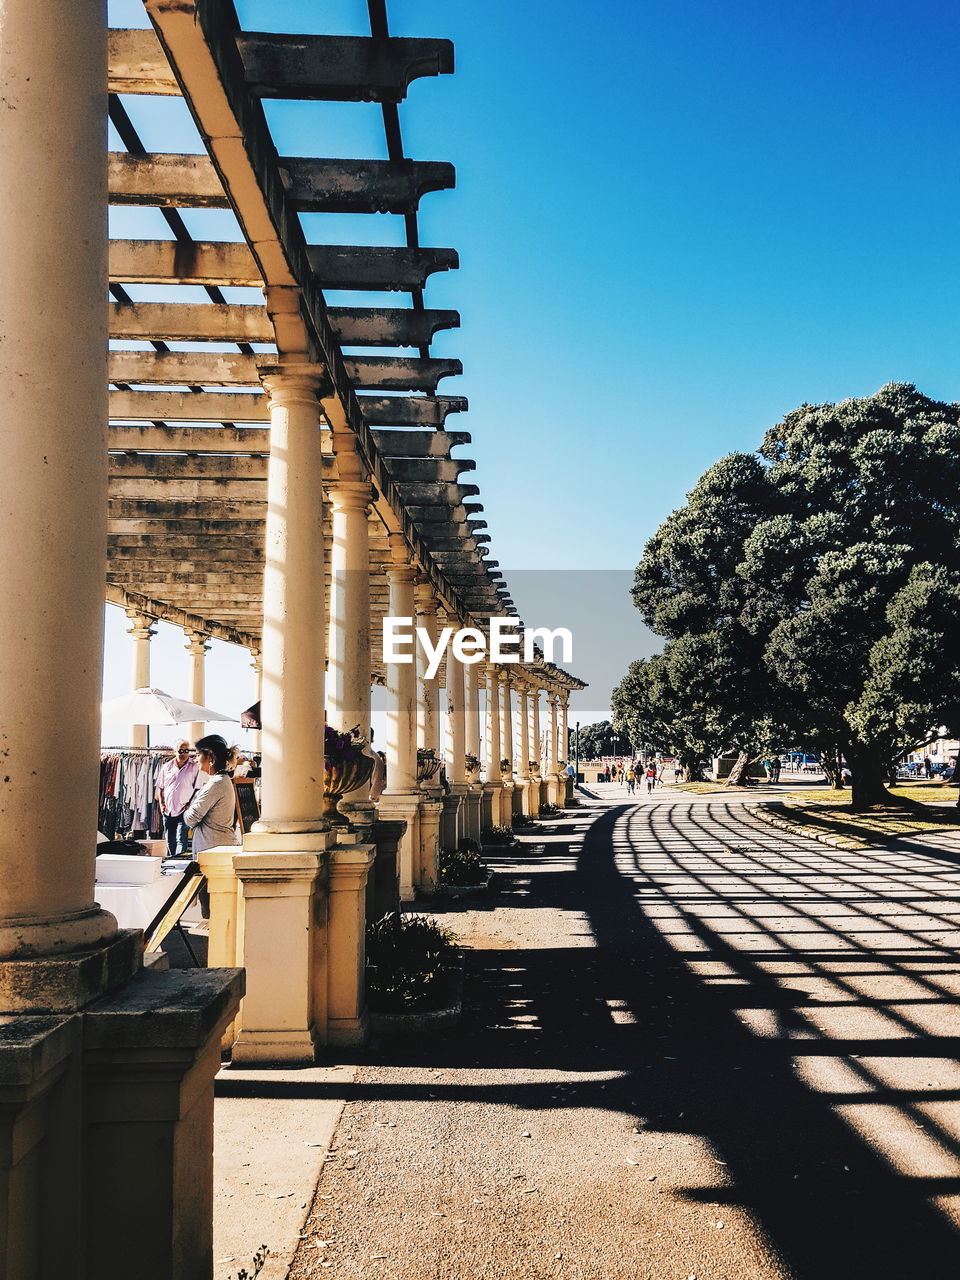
[0,929,141,1015]
[230,1028,319,1067]
[0,904,120,967]
[327,1012,369,1047]
[232,849,327,1063]
[416,797,443,894]
[441,787,465,852]
[375,794,420,902]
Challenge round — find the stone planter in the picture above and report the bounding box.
[437,867,493,899]
[323,753,374,827]
[417,756,442,783]
[367,953,464,1037]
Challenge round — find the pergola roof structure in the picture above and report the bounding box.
[106,0,583,695]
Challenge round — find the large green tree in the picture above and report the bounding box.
[630,384,960,808]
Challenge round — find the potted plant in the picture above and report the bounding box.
[529,759,541,775]
[465,752,482,780]
[323,724,373,826]
[480,824,516,847]
[417,746,442,782]
[438,839,490,897]
[500,757,512,780]
[365,912,462,1035]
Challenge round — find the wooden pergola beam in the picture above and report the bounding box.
[108,239,458,291]
[109,152,455,215]
[109,28,454,103]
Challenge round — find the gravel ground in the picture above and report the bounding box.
[289,791,960,1280]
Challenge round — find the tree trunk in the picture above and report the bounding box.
[820,749,844,790]
[849,743,890,810]
[725,749,754,787]
[681,753,704,782]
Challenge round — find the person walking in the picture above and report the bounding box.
[645,762,656,793]
[155,738,199,857]
[626,765,636,795]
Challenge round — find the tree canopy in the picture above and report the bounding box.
[622,384,960,807]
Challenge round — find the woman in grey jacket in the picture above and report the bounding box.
[184,734,241,856]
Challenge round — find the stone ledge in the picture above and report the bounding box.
[0,1015,77,1086]
[84,967,245,1051]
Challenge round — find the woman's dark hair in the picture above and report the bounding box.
[195,734,230,774]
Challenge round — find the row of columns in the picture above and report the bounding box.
[122,608,216,746]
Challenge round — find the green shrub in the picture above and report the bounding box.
[538,802,562,817]
[439,844,485,886]
[512,813,536,830]
[480,825,516,846]
[366,913,457,1012]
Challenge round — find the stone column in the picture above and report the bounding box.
[250,646,262,752]
[482,664,503,831]
[125,609,156,748]
[183,629,210,745]
[442,624,467,849]
[530,683,543,810]
[500,672,516,825]
[326,480,372,737]
[545,692,562,805]
[515,679,533,816]
[233,371,330,1065]
[326,845,376,1045]
[463,657,482,842]
[414,580,442,893]
[0,0,117,965]
[253,373,327,831]
[326,477,374,819]
[559,692,572,803]
[378,536,420,901]
[0,5,242,1276]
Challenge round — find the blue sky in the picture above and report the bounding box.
[103,0,960,733]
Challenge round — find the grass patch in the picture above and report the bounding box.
[758,791,960,847]
[666,780,757,794]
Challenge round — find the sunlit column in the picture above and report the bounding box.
[326,479,372,737]
[383,538,418,795]
[415,580,441,757]
[445,625,467,787]
[255,373,327,831]
[125,609,156,748]
[250,646,262,752]
[0,0,116,958]
[184,629,210,745]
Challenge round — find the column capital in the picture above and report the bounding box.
[414,578,438,613]
[124,608,156,641]
[327,478,375,513]
[260,367,325,410]
[184,629,211,657]
[386,533,417,581]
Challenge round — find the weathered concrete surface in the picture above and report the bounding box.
[213,1063,358,1280]
[287,791,960,1280]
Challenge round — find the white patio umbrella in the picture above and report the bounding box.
[100,687,239,726]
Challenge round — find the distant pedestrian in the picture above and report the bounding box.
[645,764,656,793]
[626,766,636,795]
[674,763,682,781]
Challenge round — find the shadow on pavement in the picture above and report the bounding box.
[219,798,960,1279]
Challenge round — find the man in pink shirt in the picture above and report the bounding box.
[156,739,200,856]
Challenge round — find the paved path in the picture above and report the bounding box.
[289,791,960,1280]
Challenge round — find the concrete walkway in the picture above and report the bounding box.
[270,790,960,1278]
